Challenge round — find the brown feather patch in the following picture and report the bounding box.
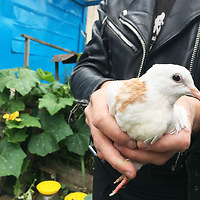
[115,79,147,112]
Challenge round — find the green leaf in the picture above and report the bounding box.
[21,159,31,174]
[13,68,40,96]
[28,111,73,156]
[30,82,49,96]
[0,138,26,177]
[0,68,40,96]
[64,97,74,106]
[14,178,36,200]
[5,129,28,143]
[64,122,90,155]
[0,92,8,106]
[39,93,74,115]
[0,93,25,113]
[6,113,41,129]
[14,178,23,197]
[51,81,63,90]
[37,68,55,82]
[0,68,16,92]
[7,99,25,113]
[73,114,86,131]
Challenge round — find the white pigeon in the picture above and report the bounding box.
[107,64,200,196]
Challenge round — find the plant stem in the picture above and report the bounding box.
[80,155,86,189]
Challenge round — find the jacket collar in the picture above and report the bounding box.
[120,0,200,51]
[153,0,200,51]
[119,0,155,46]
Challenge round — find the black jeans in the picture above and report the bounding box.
[92,157,187,200]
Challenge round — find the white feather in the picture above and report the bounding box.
[107,63,199,196]
[108,64,193,144]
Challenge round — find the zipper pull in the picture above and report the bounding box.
[171,152,182,172]
[100,16,108,38]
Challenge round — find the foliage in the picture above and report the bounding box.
[84,193,93,200]
[0,67,90,195]
[14,179,36,200]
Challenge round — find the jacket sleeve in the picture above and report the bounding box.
[69,0,113,101]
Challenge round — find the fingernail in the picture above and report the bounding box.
[125,171,133,179]
[137,141,150,150]
[127,140,137,149]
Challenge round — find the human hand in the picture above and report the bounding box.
[85,81,138,179]
[115,95,200,166]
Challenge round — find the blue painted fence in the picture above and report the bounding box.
[0,0,100,83]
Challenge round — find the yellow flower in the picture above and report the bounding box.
[3,111,22,122]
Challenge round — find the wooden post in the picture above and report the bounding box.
[24,38,30,66]
[55,62,59,81]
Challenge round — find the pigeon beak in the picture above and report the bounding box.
[190,87,200,100]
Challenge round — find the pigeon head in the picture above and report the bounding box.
[140,64,200,104]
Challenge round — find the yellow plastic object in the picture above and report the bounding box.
[64,192,87,200]
[36,180,61,195]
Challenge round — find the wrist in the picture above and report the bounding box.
[100,80,112,89]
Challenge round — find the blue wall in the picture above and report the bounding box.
[74,0,101,6]
[0,0,89,83]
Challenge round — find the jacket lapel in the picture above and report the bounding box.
[119,0,156,47]
[119,0,200,53]
[152,0,200,51]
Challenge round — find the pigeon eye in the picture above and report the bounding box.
[172,73,182,82]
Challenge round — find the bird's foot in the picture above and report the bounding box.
[168,128,178,135]
[113,174,126,184]
[109,175,129,196]
[143,135,160,145]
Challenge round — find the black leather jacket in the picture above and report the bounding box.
[70,0,200,199]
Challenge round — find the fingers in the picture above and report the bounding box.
[84,92,137,179]
[115,128,191,166]
[87,113,137,179]
[115,126,191,166]
[179,95,200,133]
[114,143,176,166]
[137,129,191,153]
[86,89,136,149]
[90,90,127,144]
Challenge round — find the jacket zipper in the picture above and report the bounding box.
[100,16,108,37]
[119,18,146,77]
[189,23,200,74]
[105,18,138,52]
